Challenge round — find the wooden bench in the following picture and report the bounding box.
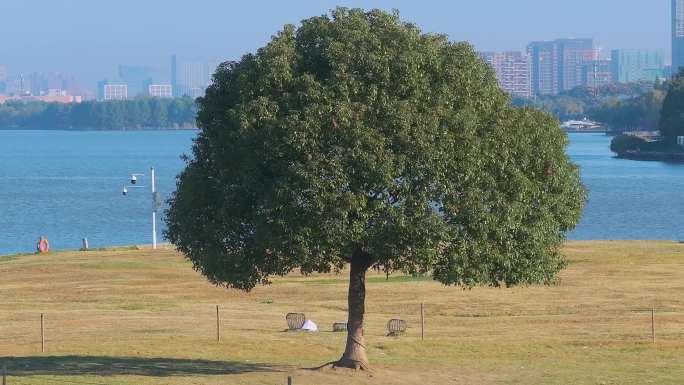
[387,318,407,336]
[332,321,347,332]
[286,313,306,331]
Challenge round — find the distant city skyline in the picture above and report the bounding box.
[673,0,684,72]
[0,0,671,91]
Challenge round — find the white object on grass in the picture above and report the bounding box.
[301,319,318,332]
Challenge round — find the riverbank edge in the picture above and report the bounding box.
[3,240,683,259]
[615,150,684,162]
[0,127,199,131]
[0,244,178,258]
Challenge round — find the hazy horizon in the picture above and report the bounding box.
[0,0,671,92]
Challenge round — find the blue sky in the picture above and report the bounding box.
[0,0,671,87]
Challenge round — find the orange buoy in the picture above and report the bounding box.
[37,237,50,254]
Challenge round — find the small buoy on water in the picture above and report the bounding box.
[122,186,128,196]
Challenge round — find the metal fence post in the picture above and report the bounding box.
[420,302,425,341]
[216,305,221,343]
[651,306,656,344]
[41,313,45,353]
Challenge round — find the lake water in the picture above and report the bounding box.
[0,130,195,255]
[567,133,684,241]
[0,130,682,255]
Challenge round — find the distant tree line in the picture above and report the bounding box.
[513,81,666,133]
[659,69,684,145]
[589,88,665,133]
[610,70,684,156]
[0,97,198,130]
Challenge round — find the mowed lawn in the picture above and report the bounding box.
[0,241,683,385]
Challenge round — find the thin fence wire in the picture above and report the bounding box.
[0,306,681,382]
[2,310,682,342]
[11,377,111,385]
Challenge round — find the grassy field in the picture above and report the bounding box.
[0,241,683,384]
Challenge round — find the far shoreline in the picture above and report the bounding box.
[614,150,684,163]
[0,127,200,132]
[3,239,684,258]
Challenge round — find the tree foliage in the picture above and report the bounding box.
[513,82,665,133]
[609,134,648,154]
[0,97,197,130]
[590,90,665,133]
[165,8,585,368]
[659,69,684,144]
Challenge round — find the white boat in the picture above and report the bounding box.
[561,118,603,131]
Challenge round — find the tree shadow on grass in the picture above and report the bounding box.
[2,355,281,377]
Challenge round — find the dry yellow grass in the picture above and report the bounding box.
[0,241,683,384]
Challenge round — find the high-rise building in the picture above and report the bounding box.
[582,60,613,89]
[0,66,7,94]
[527,41,559,96]
[148,84,173,98]
[118,65,155,97]
[102,83,128,101]
[206,60,221,82]
[24,72,80,96]
[97,80,107,100]
[179,61,208,97]
[480,51,532,99]
[557,39,595,91]
[171,55,178,97]
[673,0,684,74]
[0,94,82,104]
[611,50,665,83]
[527,39,595,96]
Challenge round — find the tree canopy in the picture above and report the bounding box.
[166,8,585,369]
[590,89,664,133]
[660,69,684,144]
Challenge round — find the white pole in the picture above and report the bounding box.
[151,167,157,250]
[152,211,157,250]
[151,167,156,194]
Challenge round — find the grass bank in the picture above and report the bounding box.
[0,241,682,384]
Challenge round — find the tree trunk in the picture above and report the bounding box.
[334,250,372,370]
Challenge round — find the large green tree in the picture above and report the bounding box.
[165,8,585,370]
[660,69,684,144]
